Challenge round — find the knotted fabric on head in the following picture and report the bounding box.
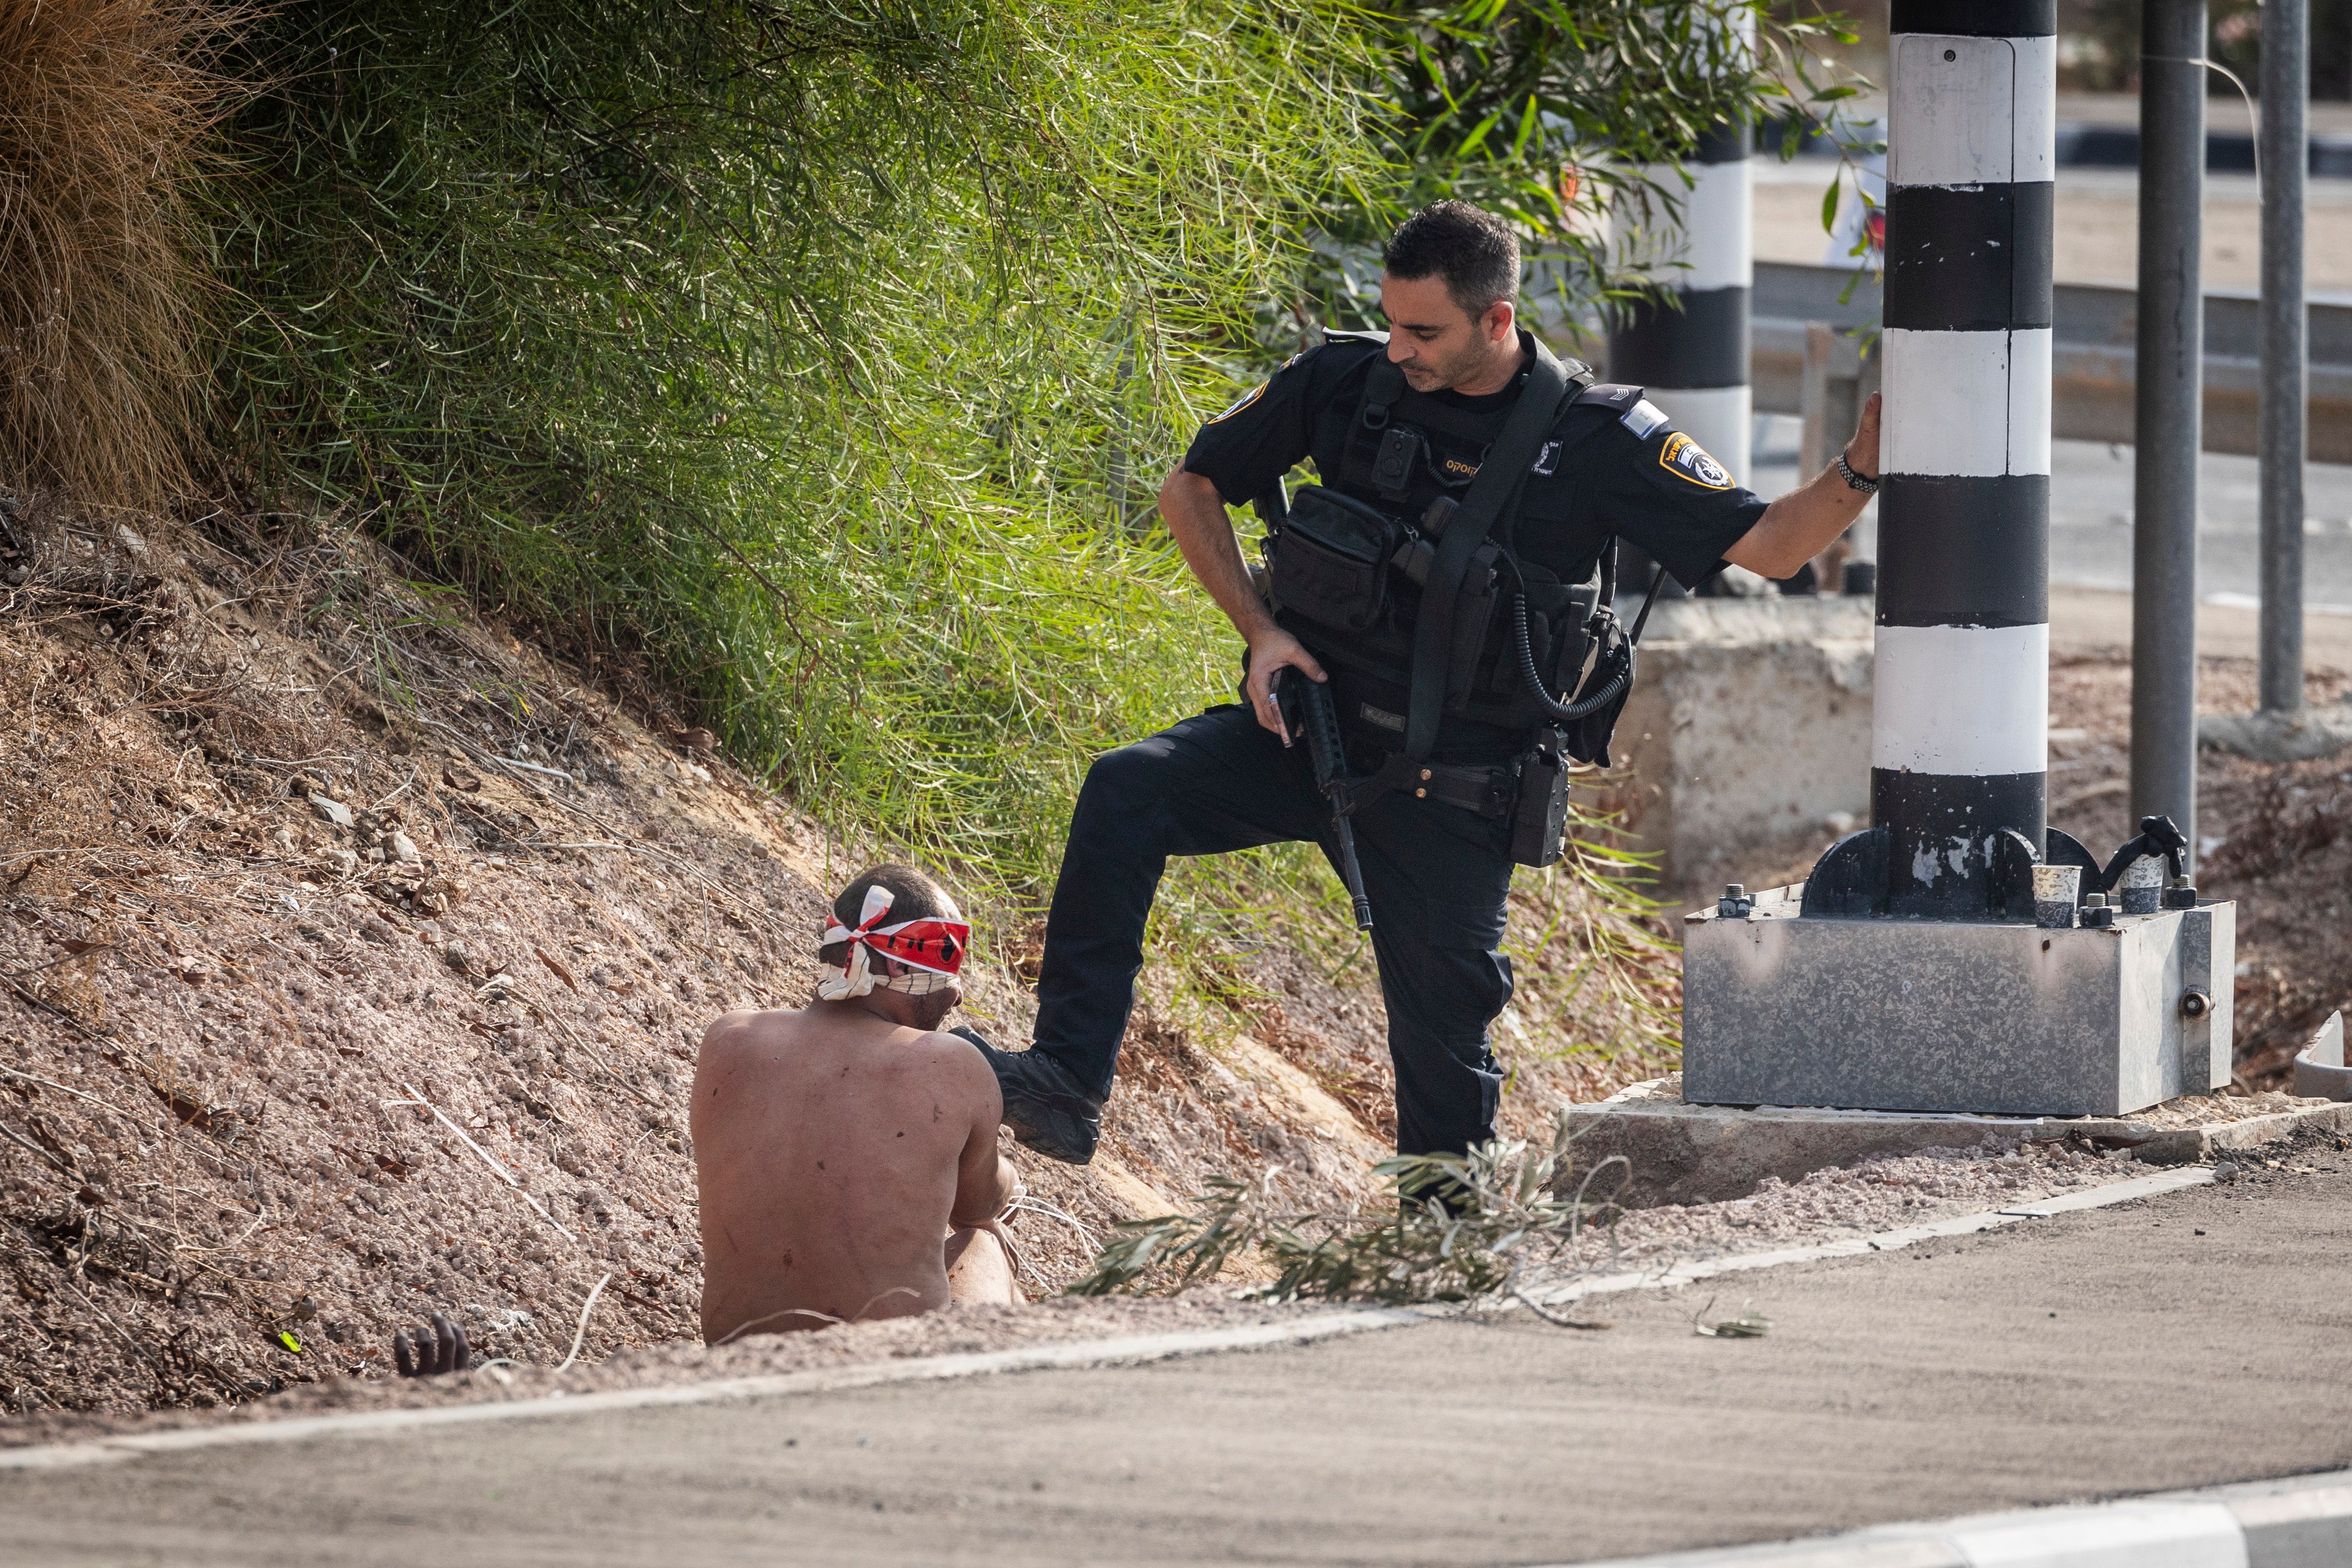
[816,884,970,1000]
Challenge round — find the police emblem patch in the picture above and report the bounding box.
[1531,438,1562,477]
[1210,381,1268,423]
[1660,431,1732,489]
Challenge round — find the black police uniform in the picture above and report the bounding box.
[1021,328,1769,1160]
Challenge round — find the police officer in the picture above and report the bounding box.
[970,201,1880,1164]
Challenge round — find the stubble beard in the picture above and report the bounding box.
[905,989,958,1033]
[1402,336,1497,395]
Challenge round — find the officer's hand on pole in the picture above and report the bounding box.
[1244,626,1327,744]
[1845,391,1882,480]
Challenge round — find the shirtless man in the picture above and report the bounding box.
[691,864,1022,1343]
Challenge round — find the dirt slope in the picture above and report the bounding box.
[0,501,1666,1419]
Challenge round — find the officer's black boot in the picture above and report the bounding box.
[948,1026,1103,1165]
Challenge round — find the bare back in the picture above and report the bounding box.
[691,1004,1008,1344]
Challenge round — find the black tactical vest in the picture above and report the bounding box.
[1261,338,1604,751]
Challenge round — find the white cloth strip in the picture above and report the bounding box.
[1874,622,2049,777]
[1641,384,1751,488]
[1888,34,2055,189]
[1615,157,1752,295]
[1883,328,2052,478]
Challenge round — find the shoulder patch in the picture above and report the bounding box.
[1619,399,1671,441]
[1573,381,1645,411]
[1659,431,1733,490]
[1322,328,1391,347]
[1208,380,1269,424]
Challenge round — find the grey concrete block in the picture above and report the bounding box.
[1564,1087,2350,1211]
[1558,1095,2136,1208]
[2176,1470,2352,1568]
[2292,1012,2352,1101]
[1591,599,1872,886]
[1682,886,2238,1118]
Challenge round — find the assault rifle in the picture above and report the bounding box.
[1273,667,1374,932]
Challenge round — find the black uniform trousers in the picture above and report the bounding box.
[1032,703,1516,1157]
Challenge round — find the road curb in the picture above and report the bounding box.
[1553,1467,2352,1566]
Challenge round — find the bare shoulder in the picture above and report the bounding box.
[900,1028,1003,1120]
[696,1007,799,1064]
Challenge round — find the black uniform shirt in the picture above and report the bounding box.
[1182,333,1769,591]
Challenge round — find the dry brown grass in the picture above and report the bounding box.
[0,0,246,510]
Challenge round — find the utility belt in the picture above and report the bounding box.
[1346,744,1574,871]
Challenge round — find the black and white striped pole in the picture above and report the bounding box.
[1679,0,2236,1120]
[1607,120,1751,487]
[1871,0,2054,916]
[1608,13,1751,593]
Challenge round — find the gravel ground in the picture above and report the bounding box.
[0,502,1676,1424]
[1576,1141,2144,1273]
[1608,1072,2334,1133]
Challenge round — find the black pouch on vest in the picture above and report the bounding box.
[1267,486,1401,634]
[1559,614,1635,768]
[1508,727,1573,869]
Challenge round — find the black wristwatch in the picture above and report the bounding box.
[1836,452,1879,494]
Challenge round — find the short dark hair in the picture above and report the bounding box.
[1381,201,1521,319]
[818,863,955,968]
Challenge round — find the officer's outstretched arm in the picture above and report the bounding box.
[1726,392,1882,580]
[1158,465,1327,743]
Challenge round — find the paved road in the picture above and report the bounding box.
[1756,158,2352,294]
[1751,420,2352,611]
[7,1160,2350,1566]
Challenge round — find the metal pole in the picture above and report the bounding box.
[2261,0,2309,714]
[2132,0,2206,866]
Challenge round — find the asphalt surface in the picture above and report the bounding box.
[7,1158,2351,1566]
[1751,419,2352,612]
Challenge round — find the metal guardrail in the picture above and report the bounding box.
[1763,111,2352,176]
[1752,262,2352,462]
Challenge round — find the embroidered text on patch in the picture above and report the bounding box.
[1660,431,1732,489]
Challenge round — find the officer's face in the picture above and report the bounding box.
[1378,272,1513,393]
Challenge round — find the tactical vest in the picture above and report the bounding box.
[1259,338,1610,747]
